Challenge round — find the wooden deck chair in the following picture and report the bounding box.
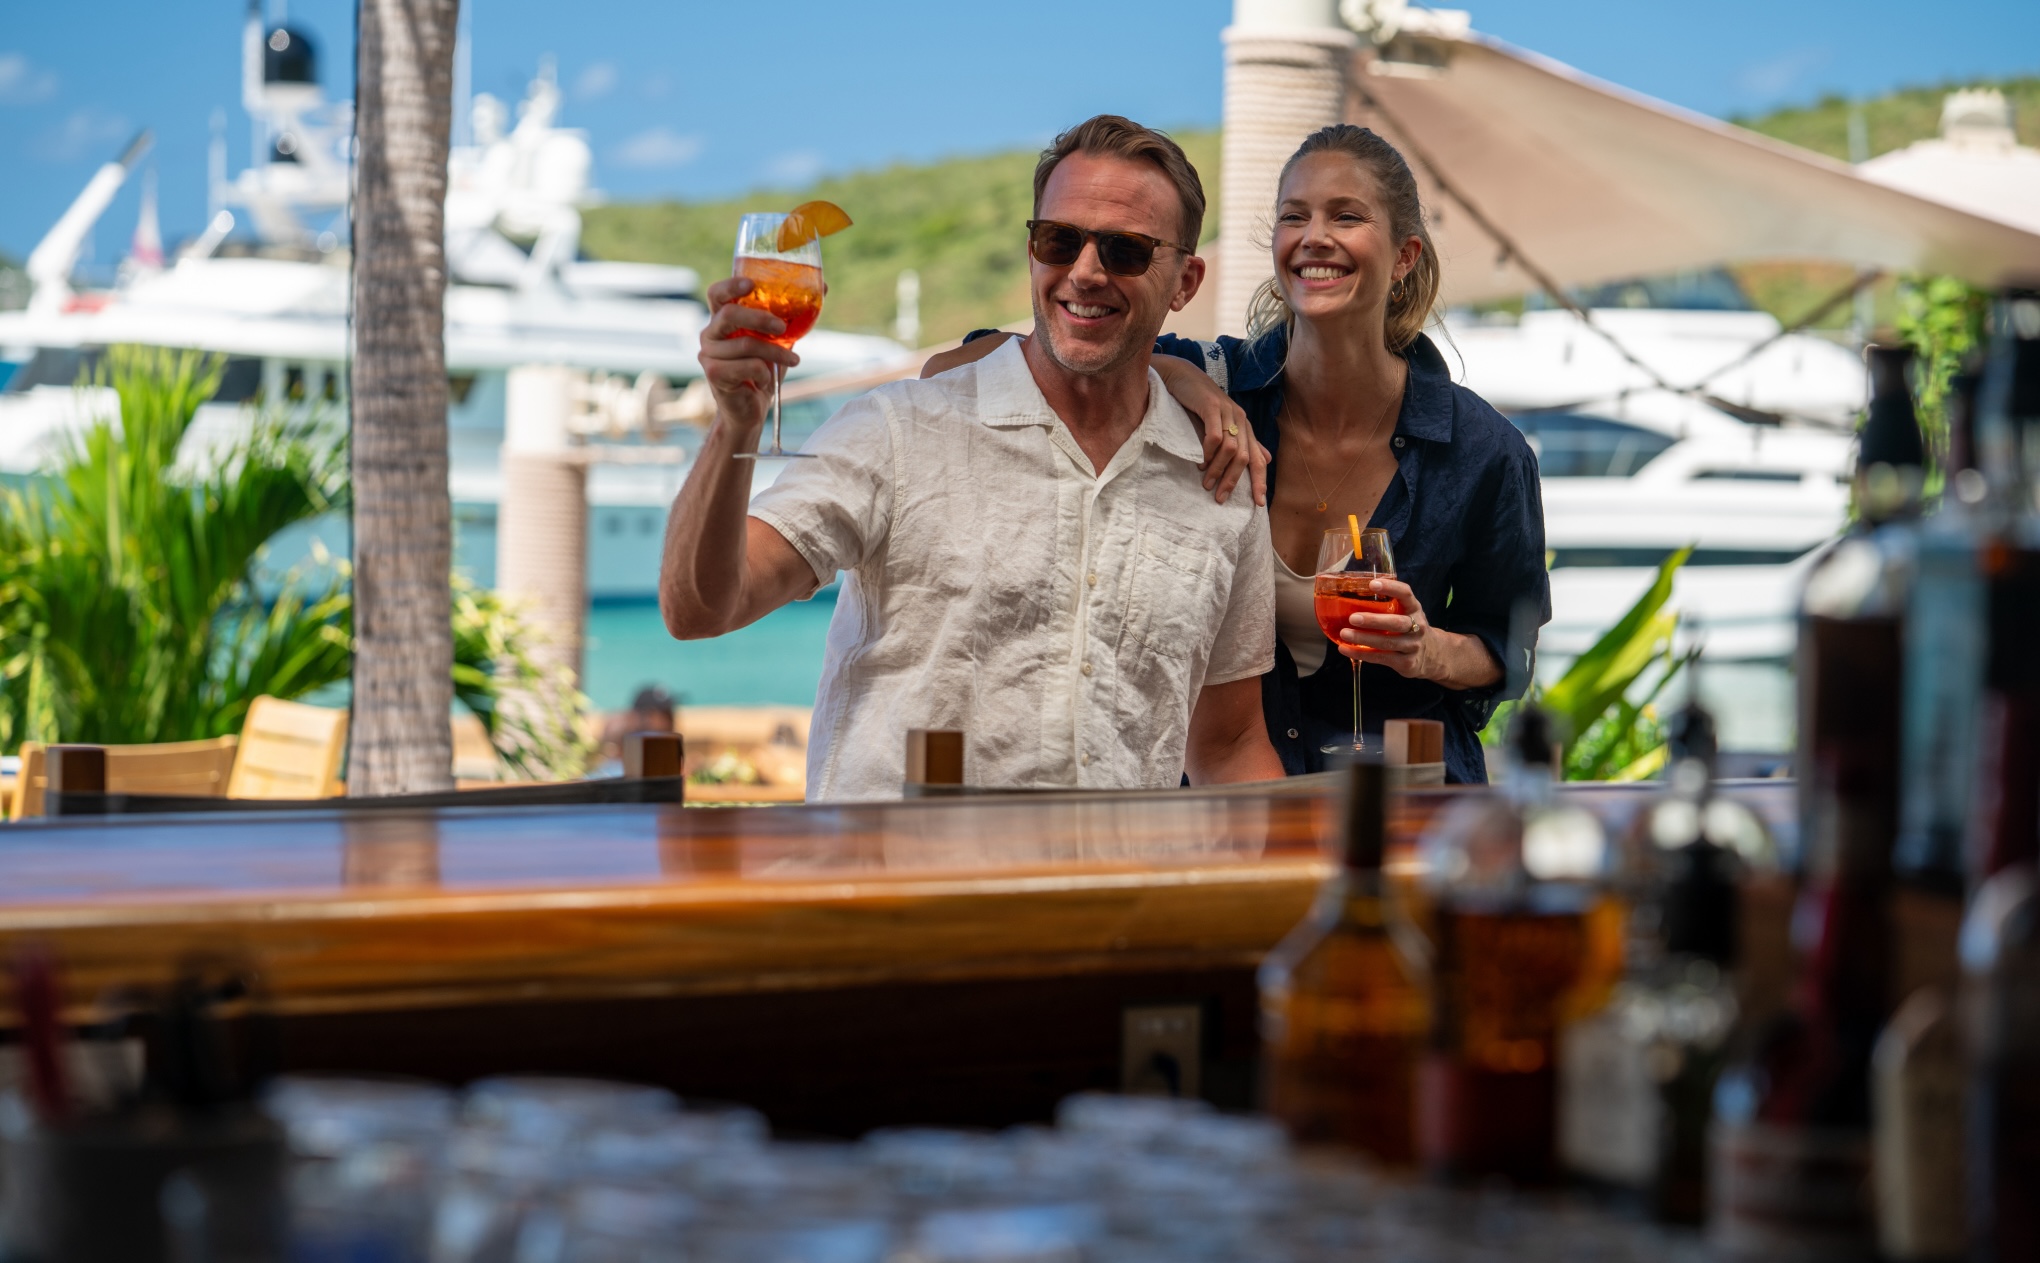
[40,734,686,818]
[227,696,349,800]
[9,736,240,820]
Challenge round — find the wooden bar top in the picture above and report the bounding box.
[0,779,1793,1024]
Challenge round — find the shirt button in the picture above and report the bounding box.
[1287,728,1300,739]
[1087,572,1098,587]
[1080,752,1092,767]
[1081,661,1094,676]
[1393,436,1406,449]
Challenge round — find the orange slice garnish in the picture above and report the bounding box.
[776,200,853,251]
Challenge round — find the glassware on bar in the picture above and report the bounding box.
[1560,697,1767,1222]
[1259,757,1430,1163]
[1314,523,1398,756]
[730,211,826,460]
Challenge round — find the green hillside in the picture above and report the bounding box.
[1731,76,2039,159]
[582,131,1219,347]
[581,74,2035,344]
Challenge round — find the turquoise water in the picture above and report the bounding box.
[582,592,836,710]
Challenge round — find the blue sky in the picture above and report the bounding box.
[3,0,2036,268]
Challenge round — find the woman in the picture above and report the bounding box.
[934,125,1547,782]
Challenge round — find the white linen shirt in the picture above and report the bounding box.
[748,339,1275,801]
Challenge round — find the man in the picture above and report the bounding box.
[659,115,1281,800]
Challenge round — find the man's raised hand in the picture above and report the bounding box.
[699,277,802,433]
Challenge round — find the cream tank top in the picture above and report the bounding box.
[1272,545,1327,674]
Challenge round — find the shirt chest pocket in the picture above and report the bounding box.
[1124,523,1227,659]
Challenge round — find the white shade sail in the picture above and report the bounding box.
[1344,34,2040,306]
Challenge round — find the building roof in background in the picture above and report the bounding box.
[1857,89,2040,237]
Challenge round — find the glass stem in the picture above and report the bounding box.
[771,362,784,454]
[1352,655,1363,746]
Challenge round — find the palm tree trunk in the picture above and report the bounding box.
[348,0,459,795]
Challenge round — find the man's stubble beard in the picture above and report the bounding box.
[1030,289,1151,380]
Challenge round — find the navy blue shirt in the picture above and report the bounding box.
[1156,328,1550,783]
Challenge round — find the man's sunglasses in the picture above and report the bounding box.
[1026,220,1195,278]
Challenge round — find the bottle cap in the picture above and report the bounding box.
[1336,754,1388,871]
[1860,345,1926,471]
[1667,699,1718,771]
[1506,704,1556,771]
[1663,839,1739,965]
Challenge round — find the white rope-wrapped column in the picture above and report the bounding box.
[499,365,587,685]
[1219,1,1356,336]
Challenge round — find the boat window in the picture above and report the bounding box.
[1528,268,1753,312]
[1508,412,1676,477]
[4,348,100,393]
[1693,469,1804,483]
[1550,546,1814,568]
[212,358,263,403]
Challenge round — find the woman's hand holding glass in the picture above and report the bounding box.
[1331,575,1437,679]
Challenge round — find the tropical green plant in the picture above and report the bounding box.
[0,345,589,780]
[1484,547,1693,781]
[1896,274,1990,468]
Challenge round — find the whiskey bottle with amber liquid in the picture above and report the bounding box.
[1259,757,1430,1163]
[1416,706,1603,1184]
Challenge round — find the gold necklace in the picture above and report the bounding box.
[1293,379,1403,513]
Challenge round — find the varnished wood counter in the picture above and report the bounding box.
[0,779,1796,1022]
[0,782,1340,1020]
[0,778,1792,1133]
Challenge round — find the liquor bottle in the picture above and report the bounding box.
[1795,342,1923,876]
[1962,287,2040,1263]
[1896,368,1986,894]
[1709,344,1926,1259]
[1416,706,1601,1183]
[1969,290,2040,886]
[1561,698,1768,1221]
[1259,756,1430,1163]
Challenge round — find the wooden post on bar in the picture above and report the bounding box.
[1384,719,1446,787]
[904,729,965,797]
[45,745,107,795]
[623,732,685,781]
[44,744,109,817]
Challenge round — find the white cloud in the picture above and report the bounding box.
[762,149,824,188]
[1737,47,1831,102]
[573,61,619,101]
[0,52,59,104]
[613,126,703,169]
[35,108,131,162]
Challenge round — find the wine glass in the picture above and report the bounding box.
[730,212,824,460]
[1315,524,1399,756]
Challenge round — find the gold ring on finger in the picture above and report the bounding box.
[1225,424,1239,437]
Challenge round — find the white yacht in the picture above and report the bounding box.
[0,4,905,595]
[1441,288,1866,669]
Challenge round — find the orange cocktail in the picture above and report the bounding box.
[1314,572,1401,653]
[733,256,824,349]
